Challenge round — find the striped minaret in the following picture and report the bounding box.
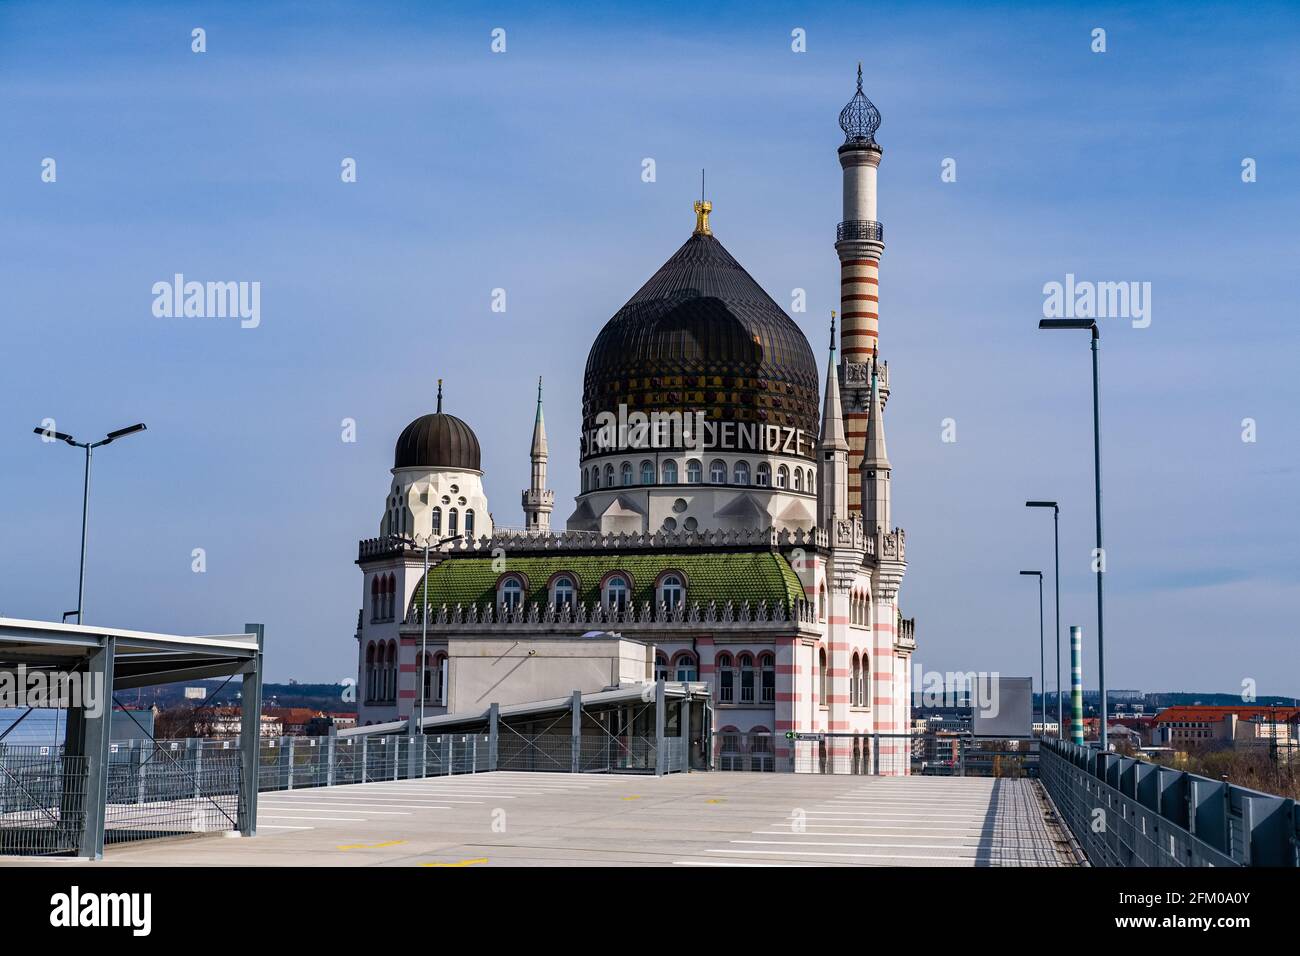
[1070,625,1085,745]
[835,64,886,513]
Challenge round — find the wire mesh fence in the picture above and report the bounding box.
[0,745,86,856]
[496,731,661,773]
[103,741,240,846]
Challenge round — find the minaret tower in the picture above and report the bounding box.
[521,377,554,532]
[835,64,887,513]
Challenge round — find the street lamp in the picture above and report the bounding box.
[1019,570,1044,736]
[1026,500,1061,733]
[33,422,147,624]
[401,531,465,735]
[1038,317,1107,749]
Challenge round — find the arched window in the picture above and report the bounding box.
[659,573,684,611]
[464,509,475,537]
[365,643,376,703]
[551,575,576,609]
[686,459,702,483]
[430,506,442,536]
[860,652,869,707]
[792,468,801,492]
[434,653,447,705]
[734,461,751,485]
[818,584,827,622]
[739,654,755,703]
[709,459,727,483]
[776,465,789,489]
[499,575,524,610]
[386,641,398,702]
[662,460,678,483]
[760,653,776,703]
[675,652,698,682]
[818,648,827,707]
[604,464,615,488]
[851,654,861,706]
[448,507,459,537]
[717,653,735,703]
[621,461,633,486]
[604,574,630,613]
[370,577,380,623]
[806,468,815,493]
[655,652,670,682]
[756,463,771,487]
[591,466,600,490]
[421,654,434,703]
[582,470,589,493]
[640,460,654,484]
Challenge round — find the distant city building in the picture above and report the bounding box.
[352,69,918,773]
[1155,705,1298,749]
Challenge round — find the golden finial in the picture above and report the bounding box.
[693,199,713,236]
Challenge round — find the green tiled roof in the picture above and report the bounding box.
[411,551,803,613]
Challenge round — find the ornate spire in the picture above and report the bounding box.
[531,376,547,458]
[818,311,848,452]
[864,347,890,470]
[838,62,881,146]
[436,378,443,413]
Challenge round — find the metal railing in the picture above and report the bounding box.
[1039,738,1298,867]
[836,219,884,243]
[712,731,1041,776]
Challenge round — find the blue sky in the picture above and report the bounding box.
[1,1,1296,693]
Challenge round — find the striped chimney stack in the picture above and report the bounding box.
[835,64,887,513]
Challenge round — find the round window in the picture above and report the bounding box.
[672,498,688,514]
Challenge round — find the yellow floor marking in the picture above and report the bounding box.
[622,795,642,801]
[706,799,725,804]
[421,857,488,867]
[338,840,407,850]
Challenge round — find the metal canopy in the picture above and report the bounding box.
[0,617,259,688]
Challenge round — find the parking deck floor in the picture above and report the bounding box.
[21,770,1078,867]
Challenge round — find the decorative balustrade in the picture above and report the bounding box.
[404,597,819,630]
[360,526,835,561]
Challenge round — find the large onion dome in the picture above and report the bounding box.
[582,212,819,459]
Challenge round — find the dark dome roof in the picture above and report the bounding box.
[582,232,818,457]
[394,412,481,471]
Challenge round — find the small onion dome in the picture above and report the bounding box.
[393,383,482,470]
[839,63,881,146]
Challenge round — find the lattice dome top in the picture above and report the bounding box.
[838,63,881,146]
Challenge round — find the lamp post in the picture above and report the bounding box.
[1038,317,1107,749]
[1020,570,1044,735]
[1027,500,1061,733]
[405,531,464,734]
[33,422,147,624]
